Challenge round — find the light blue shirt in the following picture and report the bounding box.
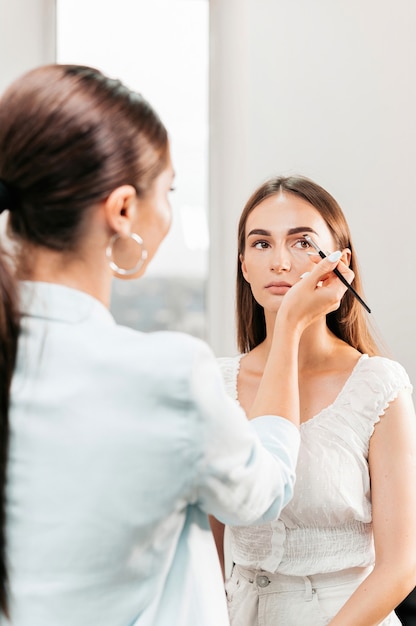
[4,282,300,626]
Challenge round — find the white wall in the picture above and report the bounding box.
[209,0,416,385]
[0,0,55,93]
[0,0,55,240]
[1,0,415,383]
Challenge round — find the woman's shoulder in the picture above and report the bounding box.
[339,354,413,429]
[115,325,210,366]
[106,327,223,409]
[357,354,412,392]
[310,355,413,446]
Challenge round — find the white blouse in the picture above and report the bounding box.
[218,353,412,576]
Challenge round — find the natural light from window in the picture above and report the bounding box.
[57,0,209,338]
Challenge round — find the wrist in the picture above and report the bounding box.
[274,308,305,342]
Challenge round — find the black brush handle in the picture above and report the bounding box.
[317,250,371,314]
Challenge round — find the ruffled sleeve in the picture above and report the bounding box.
[337,355,413,445]
[217,355,243,402]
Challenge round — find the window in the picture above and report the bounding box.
[57,0,209,338]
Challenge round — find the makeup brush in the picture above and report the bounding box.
[303,234,371,314]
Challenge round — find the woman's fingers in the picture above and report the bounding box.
[278,251,355,331]
[300,254,354,312]
[304,250,354,288]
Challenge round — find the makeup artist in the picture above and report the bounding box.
[0,67,354,626]
[210,175,416,626]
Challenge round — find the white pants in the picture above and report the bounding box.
[225,564,402,626]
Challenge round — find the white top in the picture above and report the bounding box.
[218,353,412,576]
[4,282,301,626]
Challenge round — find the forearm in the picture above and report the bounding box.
[328,564,416,626]
[248,312,302,424]
[248,255,353,424]
[193,342,300,525]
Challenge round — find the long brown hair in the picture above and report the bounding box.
[236,175,380,356]
[0,64,169,615]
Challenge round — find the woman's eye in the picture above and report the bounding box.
[253,241,270,249]
[293,238,311,250]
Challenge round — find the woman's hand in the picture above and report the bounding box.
[276,251,354,335]
[248,251,353,424]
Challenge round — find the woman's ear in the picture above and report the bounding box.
[240,253,250,282]
[103,185,137,236]
[341,248,352,267]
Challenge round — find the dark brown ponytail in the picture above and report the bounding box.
[0,64,169,615]
[0,183,20,614]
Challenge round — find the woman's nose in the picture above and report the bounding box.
[271,248,291,272]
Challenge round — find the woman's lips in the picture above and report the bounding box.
[265,281,292,295]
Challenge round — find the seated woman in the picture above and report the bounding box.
[211,174,416,626]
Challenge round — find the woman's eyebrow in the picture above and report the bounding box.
[287,226,319,236]
[247,226,319,237]
[247,228,271,237]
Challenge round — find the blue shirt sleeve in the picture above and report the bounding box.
[190,340,300,526]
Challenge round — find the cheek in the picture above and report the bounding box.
[241,264,264,291]
[241,250,269,280]
[159,199,172,235]
[165,204,173,234]
[148,200,171,245]
[292,248,316,267]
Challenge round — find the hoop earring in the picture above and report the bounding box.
[106,233,148,277]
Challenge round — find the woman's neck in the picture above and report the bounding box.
[17,244,112,307]
[261,308,346,371]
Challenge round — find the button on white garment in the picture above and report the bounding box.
[256,575,270,588]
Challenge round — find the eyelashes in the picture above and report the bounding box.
[252,240,270,249]
[249,236,315,251]
[294,237,312,249]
